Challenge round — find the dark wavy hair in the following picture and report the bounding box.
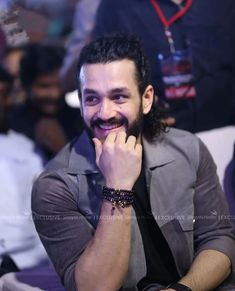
[77,33,166,141]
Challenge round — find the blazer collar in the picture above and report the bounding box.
[68,131,99,174]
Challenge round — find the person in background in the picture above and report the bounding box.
[2,45,26,103]
[32,34,235,291]
[10,43,84,162]
[60,0,101,92]
[0,65,48,275]
[0,28,6,61]
[93,0,235,133]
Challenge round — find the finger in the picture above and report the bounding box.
[115,131,127,145]
[92,138,102,163]
[135,143,143,157]
[126,135,137,149]
[161,117,176,126]
[104,132,117,145]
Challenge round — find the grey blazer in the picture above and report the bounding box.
[32,128,235,290]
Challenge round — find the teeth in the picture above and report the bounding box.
[98,124,120,130]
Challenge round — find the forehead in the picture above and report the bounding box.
[33,70,60,85]
[79,59,138,91]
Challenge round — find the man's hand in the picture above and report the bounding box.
[93,131,142,190]
[161,117,176,127]
[75,131,138,291]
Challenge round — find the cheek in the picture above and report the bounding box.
[32,89,47,99]
[81,107,94,125]
[127,104,142,122]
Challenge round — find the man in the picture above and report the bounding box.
[10,43,84,161]
[92,0,235,133]
[60,0,101,92]
[32,34,235,290]
[0,65,48,273]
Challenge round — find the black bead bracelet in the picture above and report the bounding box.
[103,186,134,209]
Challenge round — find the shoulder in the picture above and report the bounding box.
[163,127,199,143]
[164,128,200,156]
[142,128,207,183]
[8,130,35,149]
[32,137,83,213]
[162,128,218,178]
[147,128,202,168]
[0,131,41,158]
[32,147,80,216]
[45,139,75,172]
[32,131,97,214]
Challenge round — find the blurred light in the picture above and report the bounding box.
[65,90,80,108]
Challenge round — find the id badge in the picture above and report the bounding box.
[158,50,196,100]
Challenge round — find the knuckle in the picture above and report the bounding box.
[115,143,124,152]
[118,130,126,137]
[103,143,112,152]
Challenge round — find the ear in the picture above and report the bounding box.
[142,85,154,115]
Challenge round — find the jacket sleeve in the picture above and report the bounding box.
[31,171,94,291]
[193,139,235,288]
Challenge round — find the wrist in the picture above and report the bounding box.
[166,283,192,291]
[102,186,134,209]
[105,181,134,191]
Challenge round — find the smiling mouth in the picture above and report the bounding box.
[91,117,127,135]
[97,123,123,130]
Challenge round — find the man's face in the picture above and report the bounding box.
[30,70,63,116]
[79,59,153,142]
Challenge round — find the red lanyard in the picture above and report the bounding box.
[150,0,193,52]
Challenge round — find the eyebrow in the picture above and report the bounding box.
[83,88,98,95]
[83,87,131,95]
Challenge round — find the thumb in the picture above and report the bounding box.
[92,138,102,163]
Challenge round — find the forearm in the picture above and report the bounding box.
[178,249,231,291]
[75,132,142,290]
[75,201,132,291]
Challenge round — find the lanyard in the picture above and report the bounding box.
[150,0,193,53]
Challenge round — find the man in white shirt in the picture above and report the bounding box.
[0,65,48,273]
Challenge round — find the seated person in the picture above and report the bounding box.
[10,43,84,162]
[0,65,48,275]
[32,34,235,291]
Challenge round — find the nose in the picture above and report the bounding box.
[97,99,115,120]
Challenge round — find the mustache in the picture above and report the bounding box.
[90,116,128,128]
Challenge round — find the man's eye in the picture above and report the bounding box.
[84,96,99,105]
[113,95,127,102]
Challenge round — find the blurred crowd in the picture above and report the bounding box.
[0,0,235,283]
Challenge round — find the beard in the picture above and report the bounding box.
[85,105,144,142]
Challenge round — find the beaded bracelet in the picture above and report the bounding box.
[103,186,134,210]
